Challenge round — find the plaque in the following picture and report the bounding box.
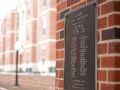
[64,3,96,90]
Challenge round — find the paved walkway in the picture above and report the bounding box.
[0,74,55,90]
[0,87,8,90]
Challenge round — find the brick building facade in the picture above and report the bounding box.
[0,11,18,72]
[56,0,120,90]
[0,0,56,75]
[17,0,38,73]
[37,0,56,74]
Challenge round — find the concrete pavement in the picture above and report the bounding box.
[0,74,55,90]
[0,87,8,90]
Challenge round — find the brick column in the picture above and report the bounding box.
[56,0,120,90]
[97,0,120,90]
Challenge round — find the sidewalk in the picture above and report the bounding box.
[0,74,55,90]
[0,87,8,90]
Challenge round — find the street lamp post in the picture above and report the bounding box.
[15,50,19,86]
[15,41,22,86]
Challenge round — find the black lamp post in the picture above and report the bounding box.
[15,50,19,86]
[15,41,21,86]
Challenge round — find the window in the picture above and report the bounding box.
[6,18,9,32]
[41,46,46,56]
[42,16,47,35]
[26,68,32,73]
[49,67,55,73]
[26,0,31,16]
[42,58,45,65]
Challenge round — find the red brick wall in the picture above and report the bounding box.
[9,52,14,64]
[1,19,6,66]
[49,11,56,39]
[49,42,56,61]
[10,33,15,50]
[9,12,15,30]
[31,47,37,63]
[32,0,37,17]
[25,0,38,64]
[32,20,37,44]
[56,0,120,90]
[0,12,18,66]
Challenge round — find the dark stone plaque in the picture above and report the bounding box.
[64,3,96,90]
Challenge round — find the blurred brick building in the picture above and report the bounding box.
[37,0,56,74]
[0,11,18,72]
[0,0,56,75]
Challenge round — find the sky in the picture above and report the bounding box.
[0,0,19,20]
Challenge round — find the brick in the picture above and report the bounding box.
[97,70,106,81]
[59,50,64,58]
[71,1,86,10]
[67,0,80,7]
[60,30,64,39]
[56,60,64,68]
[97,83,99,90]
[10,52,14,64]
[57,0,63,3]
[56,50,59,59]
[99,84,120,90]
[114,1,120,12]
[101,1,120,15]
[108,42,120,53]
[56,0,120,90]
[98,43,107,54]
[101,2,114,15]
[56,32,60,40]
[31,47,37,63]
[101,56,120,68]
[56,41,59,49]
[57,1,67,12]
[59,70,64,78]
[10,33,14,50]
[56,79,64,88]
[56,40,64,49]
[98,0,106,4]
[56,21,65,31]
[56,70,59,78]
[60,40,64,49]
[57,13,60,21]
[56,32,60,41]
[98,17,107,29]
[98,31,100,41]
[10,12,15,30]
[56,70,64,78]
[108,70,120,82]
[102,28,120,41]
[108,14,120,26]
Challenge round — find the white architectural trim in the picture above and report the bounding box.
[38,8,56,17]
[38,39,56,44]
[0,87,8,90]
[23,44,37,49]
[0,30,18,38]
[25,18,38,24]
[0,50,15,55]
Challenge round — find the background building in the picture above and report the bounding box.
[0,11,18,72]
[0,0,56,76]
[37,0,56,75]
